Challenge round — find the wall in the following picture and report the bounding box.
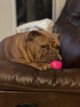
[56,0,66,21]
[0,0,16,41]
[52,0,66,22]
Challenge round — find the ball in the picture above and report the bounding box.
[50,60,62,69]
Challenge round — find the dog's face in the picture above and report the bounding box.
[25,30,62,63]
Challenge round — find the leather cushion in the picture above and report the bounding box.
[53,0,80,67]
[0,61,80,92]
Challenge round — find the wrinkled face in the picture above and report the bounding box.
[26,30,62,63]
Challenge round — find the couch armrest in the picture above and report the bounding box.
[0,61,80,93]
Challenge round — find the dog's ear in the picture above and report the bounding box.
[25,30,41,41]
[55,34,60,40]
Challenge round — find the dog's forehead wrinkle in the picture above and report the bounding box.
[34,34,49,41]
[32,31,59,47]
[36,38,51,46]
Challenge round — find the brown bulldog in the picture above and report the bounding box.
[0,30,62,70]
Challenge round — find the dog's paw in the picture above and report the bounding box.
[27,62,51,71]
[40,63,51,71]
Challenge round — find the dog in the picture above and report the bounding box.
[0,30,62,70]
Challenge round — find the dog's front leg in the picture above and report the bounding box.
[12,59,51,71]
[27,62,51,71]
[38,63,51,71]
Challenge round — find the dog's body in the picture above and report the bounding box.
[0,30,61,70]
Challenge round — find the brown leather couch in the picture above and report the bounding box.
[53,0,80,68]
[0,0,80,107]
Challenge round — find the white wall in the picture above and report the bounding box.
[56,0,66,20]
[0,0,16,41]
[52,0,66,22]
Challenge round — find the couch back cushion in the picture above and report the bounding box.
[53,0,80,68]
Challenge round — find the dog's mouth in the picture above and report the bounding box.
[35,52,62,63]
[46,53,62,63]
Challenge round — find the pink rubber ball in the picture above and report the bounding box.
[50,60,62,69]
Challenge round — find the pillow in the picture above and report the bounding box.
[16,18,54,33]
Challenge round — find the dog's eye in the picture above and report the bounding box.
[41,45,46,49]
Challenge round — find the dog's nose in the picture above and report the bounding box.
[49,49,57,55]
[49,49,62,61]
[50,50,56,55]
